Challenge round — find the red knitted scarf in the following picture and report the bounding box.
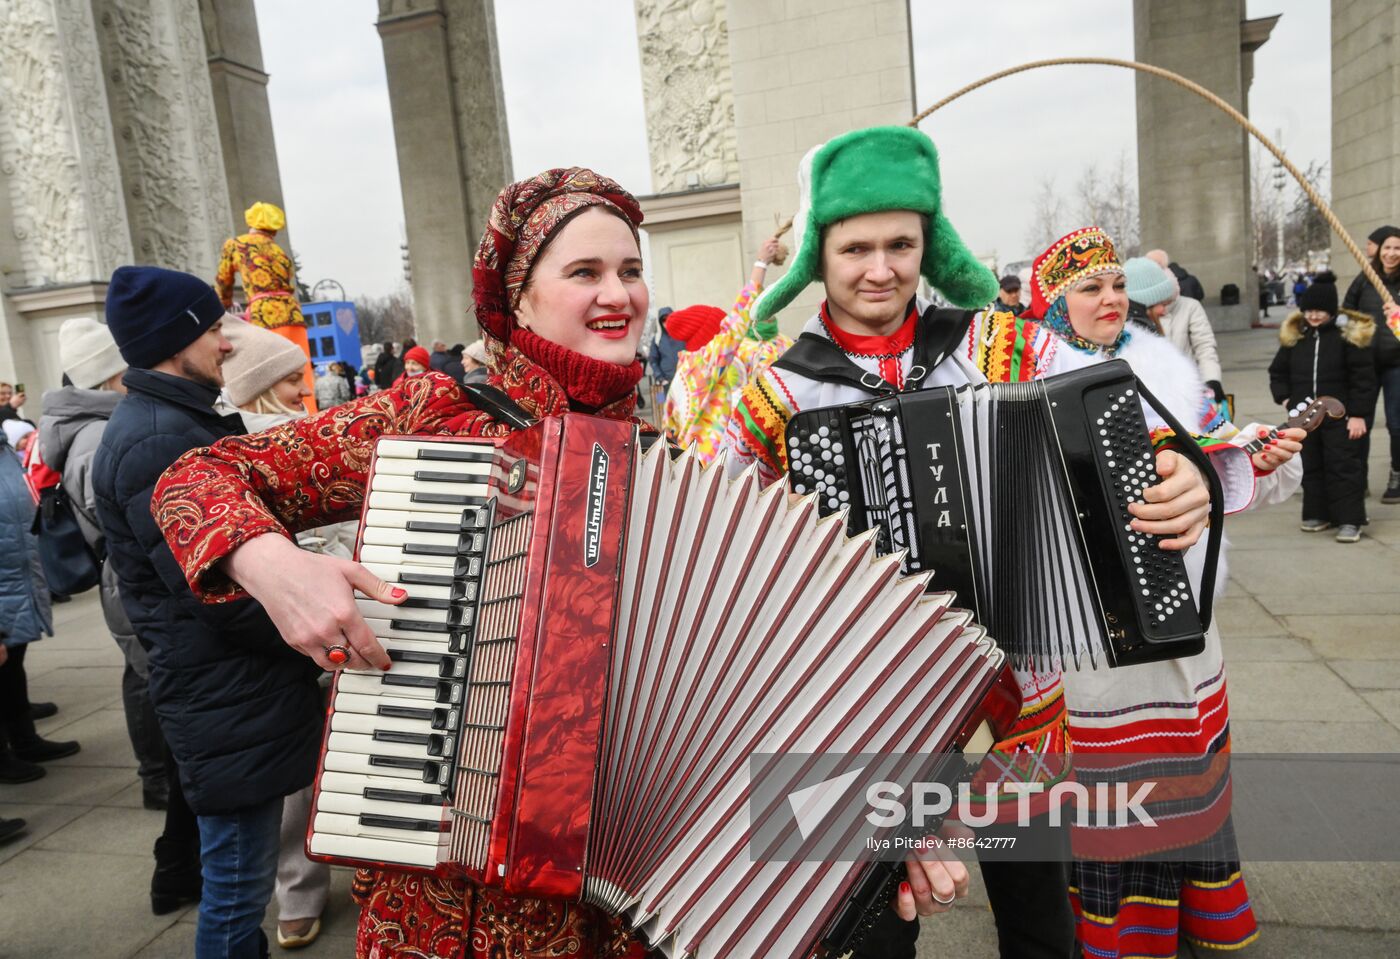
[511,328,642,411]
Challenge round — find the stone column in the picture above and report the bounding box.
[727,0,916,335]
[1330,0,1400,285]
[89,0,235,279]
[634,0,747,316]
[199,0,292,254]
[377,0,511,346]
[1134,0,1262,331]
[0,0,135,414]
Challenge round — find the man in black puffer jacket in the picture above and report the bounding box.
[93,266,322,959]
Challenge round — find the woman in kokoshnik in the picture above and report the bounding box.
[966,226,1304,958]
[152,166,970,959]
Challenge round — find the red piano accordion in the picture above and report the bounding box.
[306,413,1008,958]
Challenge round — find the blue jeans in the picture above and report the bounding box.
[196,797,284,959]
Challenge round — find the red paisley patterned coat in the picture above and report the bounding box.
[153,344,650,959]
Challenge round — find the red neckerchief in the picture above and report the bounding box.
[819,300,918,389]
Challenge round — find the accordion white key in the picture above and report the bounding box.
[308,413,1009,957]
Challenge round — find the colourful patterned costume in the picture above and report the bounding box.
[156,168,655,959]
[154,367,648,959]
[662,283,790,464]
[216,227,316,412]
[215,232,305,331]
[724,300,1073,820]
[964,226,1294,958]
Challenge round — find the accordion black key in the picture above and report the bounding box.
[784,360,1224,669]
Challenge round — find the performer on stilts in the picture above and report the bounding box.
[215,201,316,412]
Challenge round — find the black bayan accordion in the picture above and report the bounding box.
[784,360,1224,669]
[307,413,1011,958]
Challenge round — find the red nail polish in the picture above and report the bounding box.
[391,587,408,599]
[1257,428,1269,438]
[899,881,911,896]
[381,663,392,671]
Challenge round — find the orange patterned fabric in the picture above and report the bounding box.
[215,231,305,329]
[268,324,317,414]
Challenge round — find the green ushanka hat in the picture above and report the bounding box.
[753,126,999,323]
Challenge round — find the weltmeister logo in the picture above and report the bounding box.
[584,443,608,567]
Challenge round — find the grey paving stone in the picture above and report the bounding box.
[1359,691,1400,729]
[1283,617,1400,659]
[0,803,90,867]
[29,665,126,688]
[1225,662,1380,723]
[1329,660,1400,691]
[1221,636,1316,662]
[101,780,153,810]
[35,706,141,770]
[0,762,137,808]
[35,805,164,859]
[1245,861,1400,932]
[1230,719,1400,753]
[20,683,123,728]
[22,644,124,674]
[914,901,999,958]
[50,600,111,638]
[1254,591,1400,616]
[1228,544,1400,596]
[1215,924,1400,958]
[1215,596,1286,637]
[0,848,184,958]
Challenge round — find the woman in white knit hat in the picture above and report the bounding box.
[220,320,313,418]
[216,319,335,949]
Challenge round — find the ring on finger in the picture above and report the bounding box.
[932,889,957,905]
[324,643,351,666]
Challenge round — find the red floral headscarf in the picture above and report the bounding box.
[467,167,647,414]
[472,167,643,345]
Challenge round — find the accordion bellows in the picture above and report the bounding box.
[307,417,1004,959]
[588,444,998,955]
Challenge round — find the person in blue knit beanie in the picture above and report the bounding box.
[92,265,325,957]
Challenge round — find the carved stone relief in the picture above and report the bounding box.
[52,0,135,275]
[378,0,439,20]
[634,0,738,194]
[93,0,231,277]
[0,0,124,284]
[171,0,235,246]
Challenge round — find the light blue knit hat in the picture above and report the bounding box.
[1122,257,1176,308]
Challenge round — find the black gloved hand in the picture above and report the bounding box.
[1206,380,1226,403]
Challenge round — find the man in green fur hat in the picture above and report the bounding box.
[724,125,1001,485]
[722,125,1219,959]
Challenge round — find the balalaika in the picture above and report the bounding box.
[305,414,1011,958]
[784,360,1225,669]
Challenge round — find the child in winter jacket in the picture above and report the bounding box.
[1268,272,1377,542]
